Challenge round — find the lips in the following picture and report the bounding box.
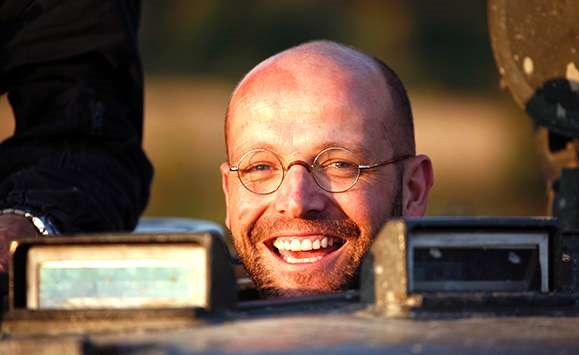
[267,235,345,264]
[250,217,359,272]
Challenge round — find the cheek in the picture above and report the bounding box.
[227,187,270,235]
[333,193,374,227]
[336,185,393,234]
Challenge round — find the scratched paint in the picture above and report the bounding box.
[523,57,534,75]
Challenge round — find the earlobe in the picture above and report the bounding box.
[220,162,231,229]
[402,155,434,217]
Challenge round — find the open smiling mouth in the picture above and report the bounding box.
[265,236,346,264]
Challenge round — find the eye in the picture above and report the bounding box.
[242,162,276,174]
[329,161,355,169]
[319,159,356,170]
[317,159,358,179]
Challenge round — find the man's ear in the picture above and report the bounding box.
[402,154,434,217]
[220,162,231,229]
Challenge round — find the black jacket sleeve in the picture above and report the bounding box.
[0,0,153,233]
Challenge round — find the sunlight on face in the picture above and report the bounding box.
[222,44,406,297]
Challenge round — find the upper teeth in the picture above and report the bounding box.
[274,237,338,251]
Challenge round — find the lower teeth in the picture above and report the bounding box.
[283,255,323,264]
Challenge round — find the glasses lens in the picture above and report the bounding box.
[313,148,360,192]
[237,150,284,194]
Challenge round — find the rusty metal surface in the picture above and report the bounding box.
[3,219,578,355]
[0,308,214,336]
[85,314,579,355]
[360,220,416,313]
[552,168,579,230]
[4,308,579,355]
[2,288,579,354]
[554,230,579,292]
[533,127,578,216]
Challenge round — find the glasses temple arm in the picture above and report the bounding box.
[359,154,414,170]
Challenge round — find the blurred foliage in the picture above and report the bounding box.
[140,0,496,91]
[133,1,545,222]
[0,1,549,225]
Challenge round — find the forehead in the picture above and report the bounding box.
[227,56,395,159]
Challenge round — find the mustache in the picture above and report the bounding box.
[250,216,361,244]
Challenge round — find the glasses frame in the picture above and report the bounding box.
[229,147,413,195]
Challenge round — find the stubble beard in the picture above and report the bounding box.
[233,187,404,298]
[234,216,363,297]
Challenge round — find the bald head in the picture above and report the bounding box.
[225,40,415,159]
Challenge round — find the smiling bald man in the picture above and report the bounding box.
[221,40,434,297]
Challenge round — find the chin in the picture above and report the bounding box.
[269,278,352,298]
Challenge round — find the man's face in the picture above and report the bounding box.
[221,60,403,297]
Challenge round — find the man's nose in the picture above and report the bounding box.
[273,164,327,217]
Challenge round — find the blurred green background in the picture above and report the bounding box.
[0,0,547,227]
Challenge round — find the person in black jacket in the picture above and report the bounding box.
[0,0,153,271]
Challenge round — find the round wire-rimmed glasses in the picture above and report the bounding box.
[229,147,413,195]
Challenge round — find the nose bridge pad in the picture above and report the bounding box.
[282,160,317,190]
[286,160,312,172]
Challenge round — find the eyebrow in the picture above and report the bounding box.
[230,142,278,160]
[316,142,374,158]
[231,141,375,161]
